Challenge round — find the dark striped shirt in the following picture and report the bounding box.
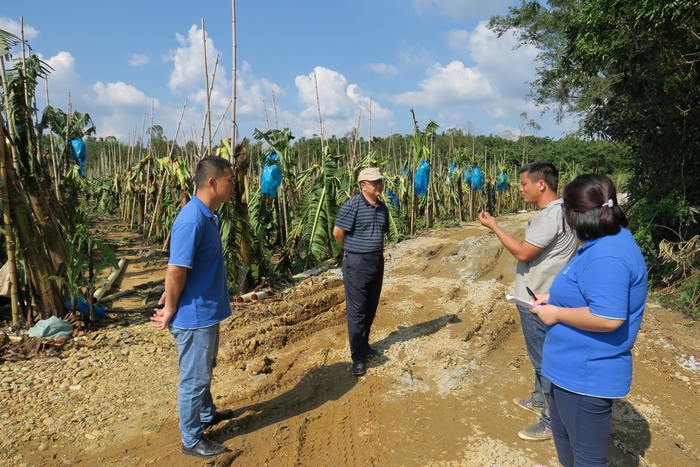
[335,194,389,253]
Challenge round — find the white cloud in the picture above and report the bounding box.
[292,67,393,138]
[393,61,493,108]
[386,21,564,135]
[128,53,149,67]
[0,17,39,42]
[167,25,223,95]
[86,81,159,140]
[446,29,471,53]
[41,51,90,105]
[93,82,154,108]
[234,61,284,120]
[365,63,398,75]
[412,0,512,18]
[33,51,161,140]
[467,22,538,96]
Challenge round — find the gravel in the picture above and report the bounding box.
[0,319,178,466]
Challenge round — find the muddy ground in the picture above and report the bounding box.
[13,212,700,466]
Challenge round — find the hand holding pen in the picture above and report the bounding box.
[526,286,549,307]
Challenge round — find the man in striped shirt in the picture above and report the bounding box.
[333,167,389,376]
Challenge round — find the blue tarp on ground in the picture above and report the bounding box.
[27,316,73,340]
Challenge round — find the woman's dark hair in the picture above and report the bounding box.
[562,174,628,240]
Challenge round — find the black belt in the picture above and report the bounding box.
[345,250,383,256]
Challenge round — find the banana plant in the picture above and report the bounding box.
[287,148,347,273]
[39,106,96,174]
[408,110,439,234]
[246,189,279,280]
[253,128,297,242]
[49,222,119,320]
[381,176,405,245]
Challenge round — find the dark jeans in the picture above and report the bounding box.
[517,304,551,428]
[550,384,613,467]
[342,252,384,363]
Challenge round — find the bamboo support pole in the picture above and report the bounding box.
[211,97,231,143]
[45,78,60,197]
[231,0,238,161]
[147,99,188,239]
[143,101,154,236]
[201,19,212,155]
[0,115,20,324]
[0,56,22,174]
[101,277,165,302]
[313,70,324,151]
[368,95,372,154]
[94,258,127,303]
[272,90,279,130]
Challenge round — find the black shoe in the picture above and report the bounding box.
[366,346,380,356]
[202,409,234,429]
[352,360,366,376]
[182,437,228,459]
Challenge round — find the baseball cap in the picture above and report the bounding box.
[358,167,384,182]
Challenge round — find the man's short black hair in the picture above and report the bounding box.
[194,156,233,189]
[519,161,559,193]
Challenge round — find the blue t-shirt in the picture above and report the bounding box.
[335,194,388,253]
[168,196,232,328]
[542,228,647,398]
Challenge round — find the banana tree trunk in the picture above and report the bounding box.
[456,176,464,222]
[234,142,252,289]
[6,167,65,317]
[0,115,21,324]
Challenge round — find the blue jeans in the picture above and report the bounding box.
[170,323,220,447]
[517,305,551,428]
[550,384,613,467]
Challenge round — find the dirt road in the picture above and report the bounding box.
[16,213,700,466]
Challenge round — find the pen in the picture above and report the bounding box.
[526,286,537,301]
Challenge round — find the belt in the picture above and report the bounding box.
[345,250,383,256]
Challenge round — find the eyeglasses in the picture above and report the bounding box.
[363,180,384,187]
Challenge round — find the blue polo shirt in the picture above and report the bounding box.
[168,196,232,329]
[542,228,647,398]
[335,194,389,253]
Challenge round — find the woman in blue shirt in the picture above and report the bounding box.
[529,174,647,467]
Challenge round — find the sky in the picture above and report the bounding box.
[2,1,579,147]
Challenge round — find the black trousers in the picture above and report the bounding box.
[342,251,384,363]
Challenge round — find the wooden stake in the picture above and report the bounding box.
[0,113,20,324]
[313,70,324,151]
[272,90,279,130]
[231,0,238,162]
[201,19,212,155]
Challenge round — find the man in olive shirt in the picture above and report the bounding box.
[333,167,389,377]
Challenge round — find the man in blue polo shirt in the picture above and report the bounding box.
[151,156,235,459]
[333,167,389,376]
